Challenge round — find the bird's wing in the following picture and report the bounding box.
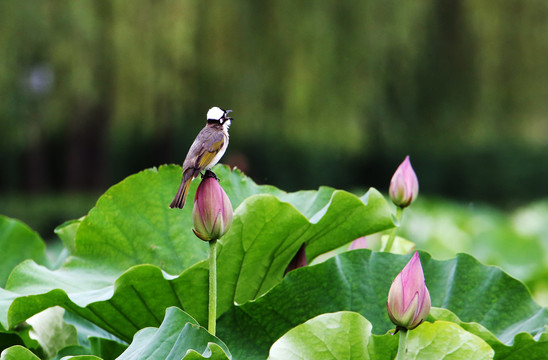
[192,128,226,170]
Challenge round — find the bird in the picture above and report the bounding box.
[169,106,233,209]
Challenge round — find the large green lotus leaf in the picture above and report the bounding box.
[268,311,397,360]
[268,312,493,360]
[71,165,205,275]
[216,250,548,360]
[3,271,230,358]
[0,345,40,360]
[63,164,283,276]
[4,263,175,341]
[0,215,47,287]
[116,307,230,360]
[406,321,494,359]
[429,307,548,360]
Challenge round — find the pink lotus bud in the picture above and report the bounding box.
[389,156,419,208]
[349,236,368,250]
[192,171,233,241]
[387,252,431,331]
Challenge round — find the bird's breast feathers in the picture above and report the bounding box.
[206,132,229,169]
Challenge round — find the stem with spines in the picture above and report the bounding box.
[208,239,217,335]
[383,206,404,252]
[396,328,408,360]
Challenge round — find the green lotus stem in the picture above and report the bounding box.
[383,206,404,253]
[208,239,217,335]
[396,328,408,360]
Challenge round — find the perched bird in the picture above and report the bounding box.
[169,107,232,209]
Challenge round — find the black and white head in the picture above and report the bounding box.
[207,106,232,130]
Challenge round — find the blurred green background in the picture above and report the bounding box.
[1,0,548,298]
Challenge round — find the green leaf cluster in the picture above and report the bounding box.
[399,198,548,306]
[0,165,546,359]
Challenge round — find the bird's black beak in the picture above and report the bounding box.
[225,109,233,120]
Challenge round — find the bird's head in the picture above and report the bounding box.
[207,107,232,129]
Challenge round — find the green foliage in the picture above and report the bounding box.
[269,313,494,360]
[0,345,41,360]
[117,307,230,360]
[0,216,47,287]
[429,308,548,359]
[268,312,398,360]
[72,164,206,275]
[405,321,494,359]
[0,165,395,358]
[400,198,548,306]
[2,2,548,205]
[216,250,548,359]
[2,1,548,150]
[0,165,546,359]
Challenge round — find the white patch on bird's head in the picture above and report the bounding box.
[207,107,225,121]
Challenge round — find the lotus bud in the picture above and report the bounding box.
[387,252,431,331]
[349,236,368,250]
[389,156,419,208]
[192,170,233,241]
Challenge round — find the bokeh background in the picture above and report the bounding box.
[1,1,548,302]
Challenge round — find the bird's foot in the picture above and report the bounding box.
[202,170,219,180]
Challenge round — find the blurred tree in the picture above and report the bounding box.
[0,0,547,203]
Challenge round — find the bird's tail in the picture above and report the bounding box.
[169,177,192,209]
